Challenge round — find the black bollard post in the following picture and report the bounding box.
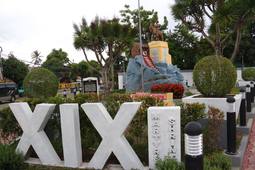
[250,81,254,103]
[239,88,246,126]
[63,89,67,98]
[185,121,203,170]
[225,97,237,155]
[246,84,251,112]
[73,88,76,97]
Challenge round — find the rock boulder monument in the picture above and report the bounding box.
[126,21,186,93]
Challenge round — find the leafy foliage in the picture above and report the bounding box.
[171,0,255,62]
[204,152,232,170]
[155,155,185,170]
[223,22,255,66]
[0,107,22,142]
[23,68,59,98]
[151,84,185,99]
[242,68,255,81]
[41,48,70,73]
[120,4,168,43]
[73,16,138,97]
[166,24,200,69]
[204,106,225,155]
[0,143,28,170]
[193,55,237,97]
[2,55,29,86]
[70,60,91,81]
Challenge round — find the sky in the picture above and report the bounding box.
[0,0,178,66]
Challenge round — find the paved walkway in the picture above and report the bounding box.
[242,119,255,170]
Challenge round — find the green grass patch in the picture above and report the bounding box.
[230,87,240,94]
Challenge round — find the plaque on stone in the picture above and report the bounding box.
[163,48,168,63]
[84,80,97,93]
[151,48,159,63]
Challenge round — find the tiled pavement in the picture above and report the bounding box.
[242,119,255,170]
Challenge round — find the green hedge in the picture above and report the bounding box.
[242,68,255,81]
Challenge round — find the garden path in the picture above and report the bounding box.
[242,119,255,170]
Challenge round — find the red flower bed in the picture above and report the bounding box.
[151,84,185,99]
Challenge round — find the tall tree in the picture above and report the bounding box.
[70,60,91,81]
[42,48,71,73]
[89,60,101,78]
[171,0,255,62]
[120,4,168,43]
[2,53,29,87]
[223,21,255,66]
[166,24,200,69]
[73,16,138,96]
[31,50,43,65]
[213,0,255,62]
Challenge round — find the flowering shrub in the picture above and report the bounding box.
[151,84,185,99]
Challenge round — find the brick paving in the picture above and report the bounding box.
[242,119,255,170]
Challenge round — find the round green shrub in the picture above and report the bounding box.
[23,68,59,98]
[0,143,28,170]
[193,55,237,97]
[242,68,255,81]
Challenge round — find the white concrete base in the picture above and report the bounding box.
[182,94,242,120]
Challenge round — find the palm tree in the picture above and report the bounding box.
[31,50,43,65]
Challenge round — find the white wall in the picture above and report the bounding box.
[181,67,247,87]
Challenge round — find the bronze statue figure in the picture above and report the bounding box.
[149,20,164,41]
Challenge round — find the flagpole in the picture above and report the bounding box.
[138,0,144,92]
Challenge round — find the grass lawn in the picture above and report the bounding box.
[230,87,240,94]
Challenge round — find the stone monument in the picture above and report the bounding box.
[126,21,186,93]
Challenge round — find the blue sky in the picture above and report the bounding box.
[0,0,177,66]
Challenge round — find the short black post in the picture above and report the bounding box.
[250,81,254,103]
[185,121,203,170]
[63,89,67,98]
[246,84,251,112]
[225,97,237,155]
[73,88,76,97]
[239,88,246,126]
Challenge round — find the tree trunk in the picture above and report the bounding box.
[100,68,111,98]
[230,24,243,62]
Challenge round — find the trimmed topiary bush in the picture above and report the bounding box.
[193,55,237,97]
[242,68,255,81]
[23,68,59,98]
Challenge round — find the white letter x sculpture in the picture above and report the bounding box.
[81,102,144,170]
[9,102,61,165]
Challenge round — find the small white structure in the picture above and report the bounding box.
[60,104,82,168]
[83,77,99,95]
[148,106,181,169]
[183,94,242,120]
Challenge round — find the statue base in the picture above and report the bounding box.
[148,41,172,65]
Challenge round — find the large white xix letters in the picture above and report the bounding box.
[9,103,61,165]
[81,102,144,170]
